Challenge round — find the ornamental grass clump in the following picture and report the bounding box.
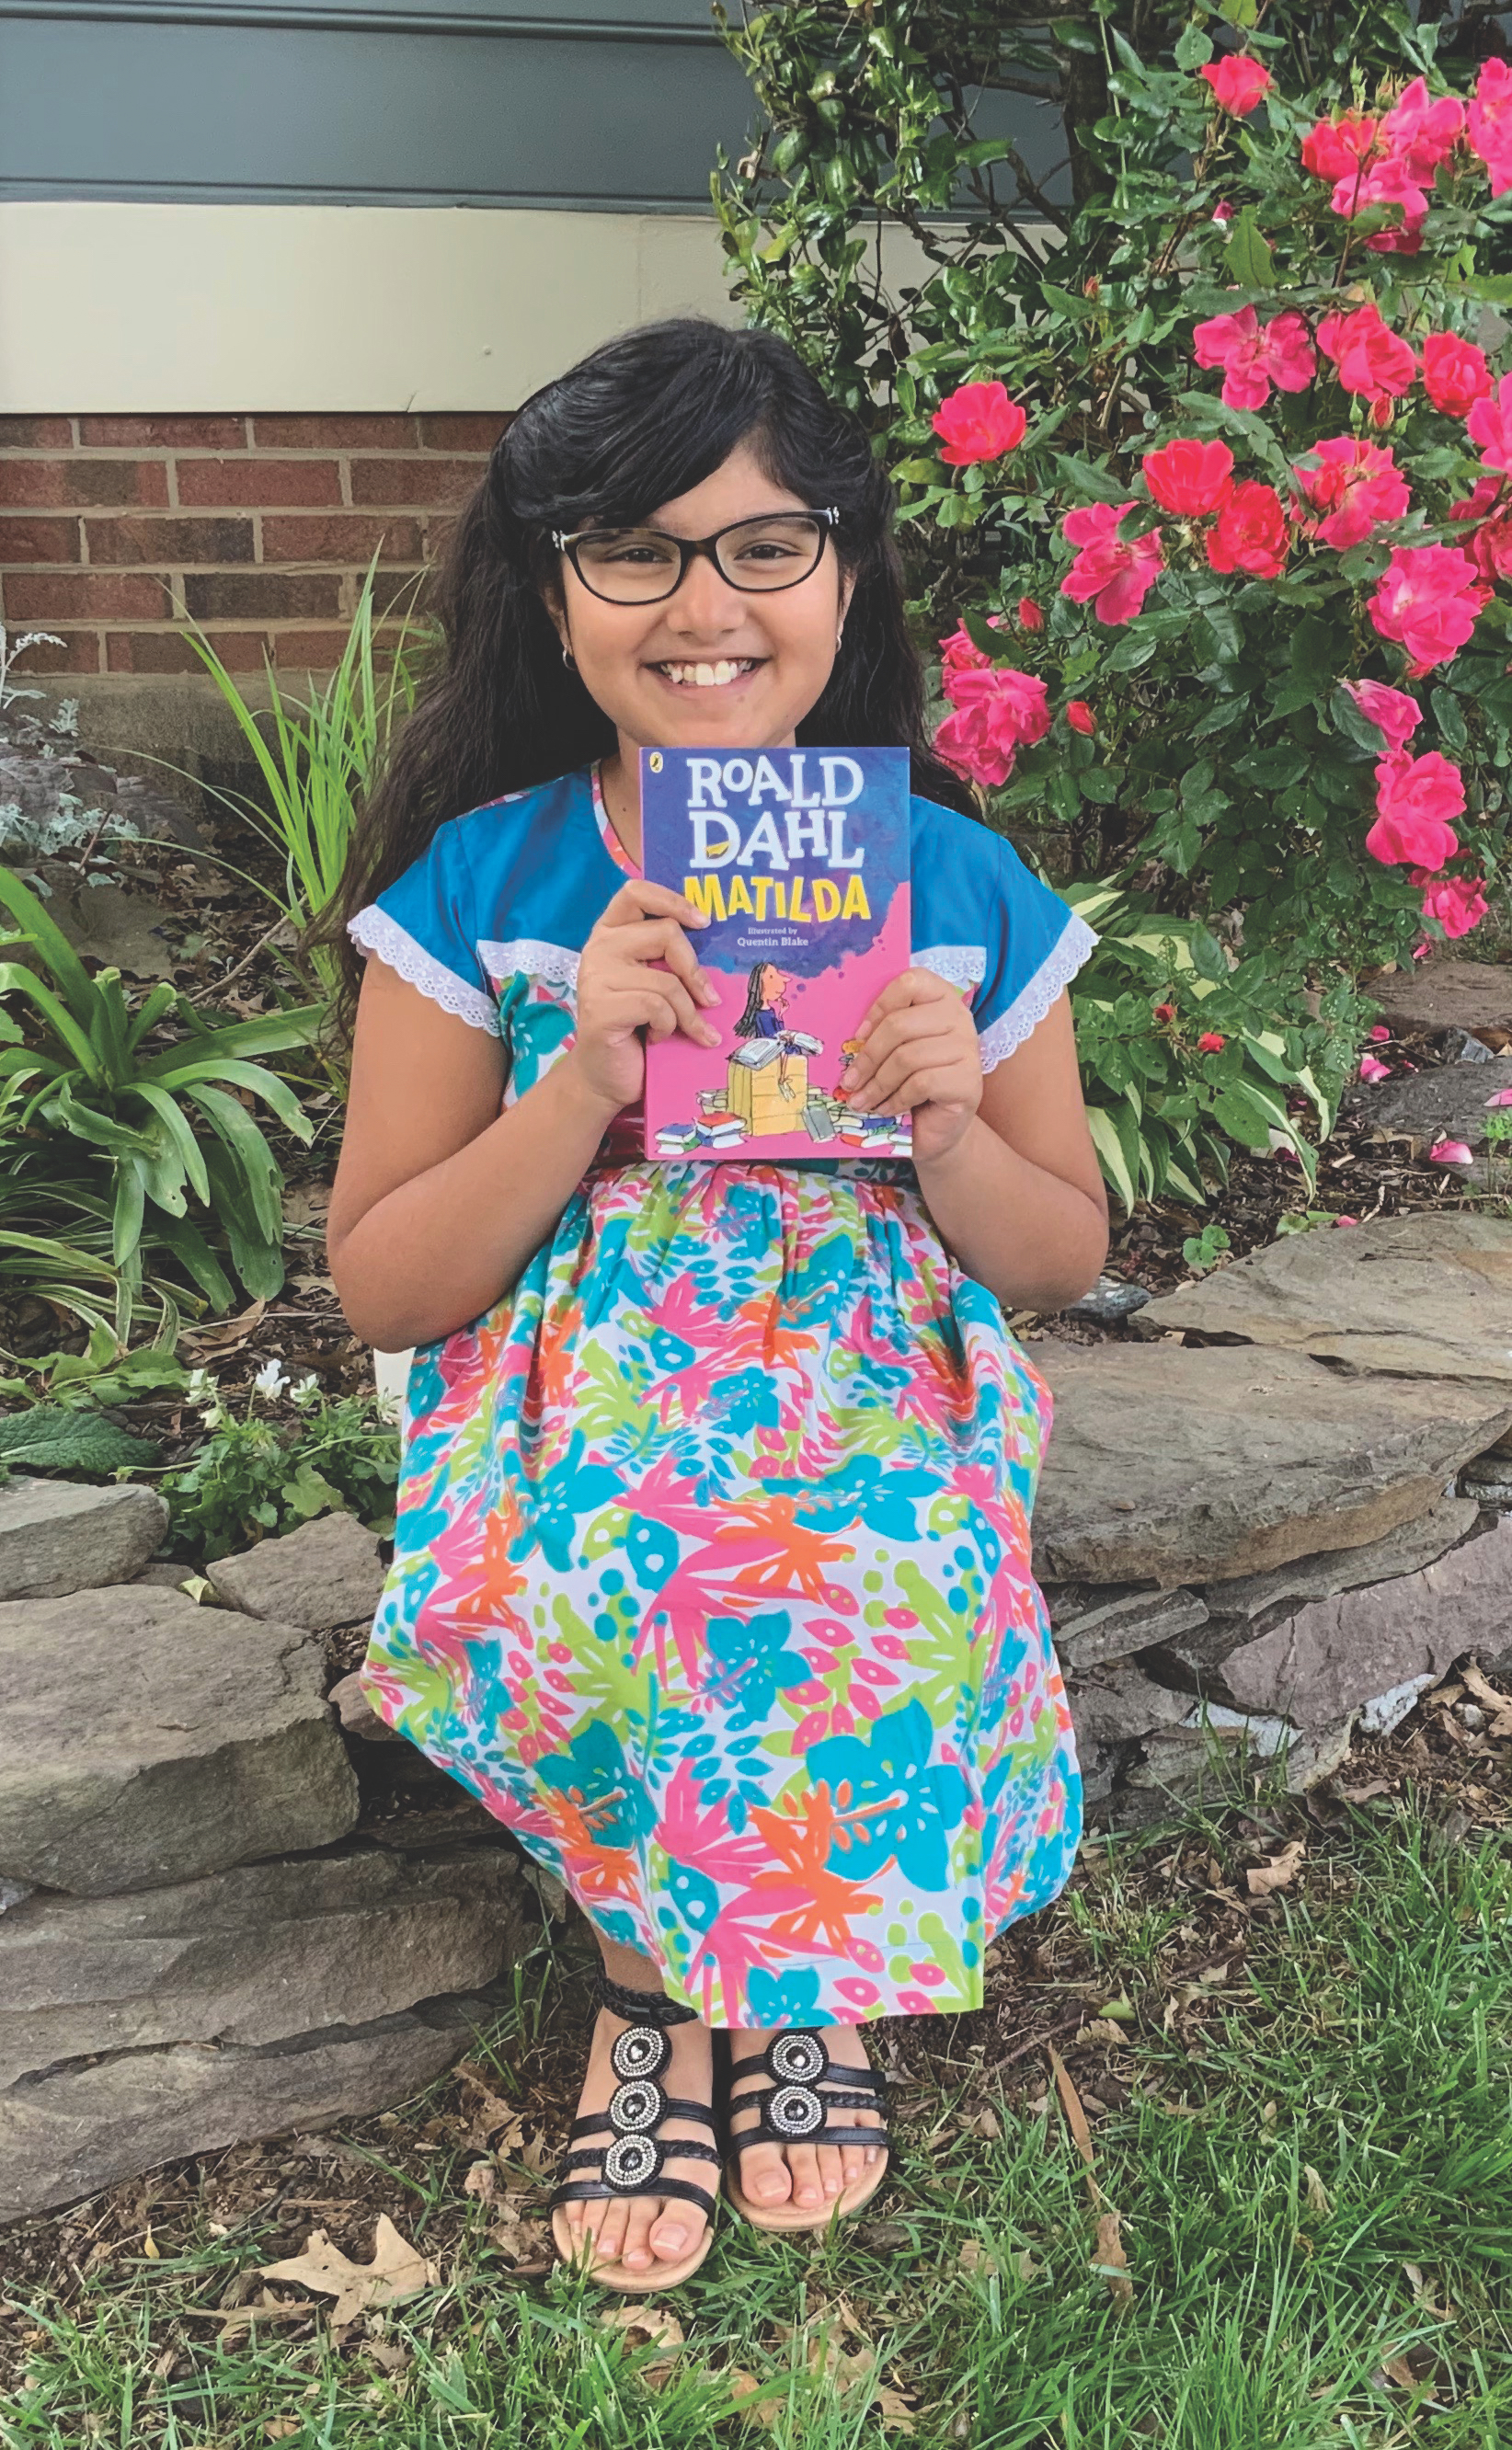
[716,5,1512,1197]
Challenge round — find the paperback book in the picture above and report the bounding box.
[639,743,912,1161]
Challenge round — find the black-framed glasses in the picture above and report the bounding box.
[551,509,841,605]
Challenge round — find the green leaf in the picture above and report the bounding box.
[1174,20,1213,68]
[1226,207,1276,290]
[1431,686,1468,752]
[1212,1083,1279,1150]
[1086,1106,1139,1216]
[0,1404,159,1473]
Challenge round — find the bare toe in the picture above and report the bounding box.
[649,2204,695,2263]
[787,2142,823,2210]
[738,2136,792,2204]
[619,2199,658,2272]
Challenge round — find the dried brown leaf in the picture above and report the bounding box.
[728,2369,784,2429]
[957,2239,1000,2277]
[600,2305,686,2351]
[877,2385,919,2432]
[1301,2165,1333,2220]
[1245,1839,1307,1897]
[1092,2209,1134,2309]
[462,2162,496,2205]
[258,2216,436,2327]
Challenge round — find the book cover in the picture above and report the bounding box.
[639,744,912,1162]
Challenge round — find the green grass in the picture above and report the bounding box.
[4,1786,1509,2450]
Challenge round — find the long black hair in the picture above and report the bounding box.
[318,315,974,1023]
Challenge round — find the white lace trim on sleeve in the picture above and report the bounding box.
[913,943,987,992]
[479,938,580,995]
[977,912,1099,1073]
[348,905,500,1036]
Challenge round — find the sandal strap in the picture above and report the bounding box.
[550,2173,718,2216]
[592,1969,699,2028]
[569,2096,718,2141]
[559,2136,722,2174]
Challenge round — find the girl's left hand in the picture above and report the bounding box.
[841,968,981,1163]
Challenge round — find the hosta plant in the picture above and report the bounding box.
[0,864,320,1303]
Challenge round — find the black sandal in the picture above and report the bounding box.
[723,2027,891,2230]
[549,1971,721,2290]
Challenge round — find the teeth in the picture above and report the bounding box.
[659,658,752,687]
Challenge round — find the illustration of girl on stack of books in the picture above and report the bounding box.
[730,958,821,1107]
[325,315,1109,2294]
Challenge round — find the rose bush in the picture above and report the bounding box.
[716,3,1512,1206]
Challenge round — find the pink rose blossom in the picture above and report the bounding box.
[938,617,1001,684]
[1334,154,1429,255]
[1422,330,1493,417]
[1291,436,1410,549]
[1343,678,1422,753]
[1016,597,1044,631]
[1468,57,1512,196]
[1382,77,1465,181]
[1317,303,1418,403]
[1430,1139,1474,1165]
[1200,54,1273,116]
[1365,747,1465,867]
[1467,370,1512,470]
[934,663,1051,788]
[1066,700,1095,735]
[932,381,1027,465]
[1300,111,1380,182]
[1205,480,1289,578]
[1142,436,1234,516]
[1197,1031,1226,1054]
[1415,871,1490,937]
[1368,544,1487,674]
[1449,474,1512,582]
[1359,1054,1392,1082]
[1060,501,1164,624]
[1212,199,1234,225]
[1191,304,1316,412]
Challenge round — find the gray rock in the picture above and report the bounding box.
[1063,1275,1152,1326]
[1127,1703,1354,1800]
[1365,957,1511,1040]
[1349,1054,1512,1155]
[1166,1512,1512,1731]
[1159,1498,1483,1676]
[328,1670,397,1742]
[211,1511,387,1632]
[1358,1674,1437,1737]
[1033,1339,1512,1587]
[1049,1586,1210,1674]
[361,1802,515,1851]
[0,1477,168,1601]
[0,1844,524,2089]
[0,1988,498,2224]
[1457,1032,1497,1064]
[1066,1663,1192,1747]
[0,1587,359,1895]
[1139,1213,1512,1384]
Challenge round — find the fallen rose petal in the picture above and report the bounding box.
[1429,1139,1475,1164]
[1359,1054,1392,1082]
[1486,1085,1512,1107]
[1369,1023,1392,1040]
[1335,1215,1359,1226]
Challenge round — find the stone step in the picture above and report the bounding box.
[0,1477,167,1602]
[1033,1337,1512,1587]
[0,1842,525,2090]
[0,1586,359,1896]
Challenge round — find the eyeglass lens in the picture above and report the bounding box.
[572,515,826,602]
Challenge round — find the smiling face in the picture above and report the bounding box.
[545,438,853,761]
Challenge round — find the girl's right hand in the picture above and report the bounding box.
[569,880,724,1113]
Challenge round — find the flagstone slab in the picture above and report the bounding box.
[0,1587,359,1895]
[1351,1055,1512,1155]
[1366,957,1511,1040]
[1032,1338,1512,1587]
[0,1477,168,1601]
[1139,1213,1512,1382]
[0,1844,524,2090]
[0,1989,498,2223]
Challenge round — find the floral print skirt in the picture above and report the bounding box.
[361,1161,1082,2028]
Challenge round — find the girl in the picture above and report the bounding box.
[326,316,1108,2294]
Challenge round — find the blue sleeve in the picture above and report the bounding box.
[347,819,499,1036]
[973,835,1098,1072]
[910,799,1098,1072]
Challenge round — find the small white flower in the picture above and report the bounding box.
[253,1360,289,1400]
[292,1374,322,1408]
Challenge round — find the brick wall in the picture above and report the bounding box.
[0,413,510,679]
